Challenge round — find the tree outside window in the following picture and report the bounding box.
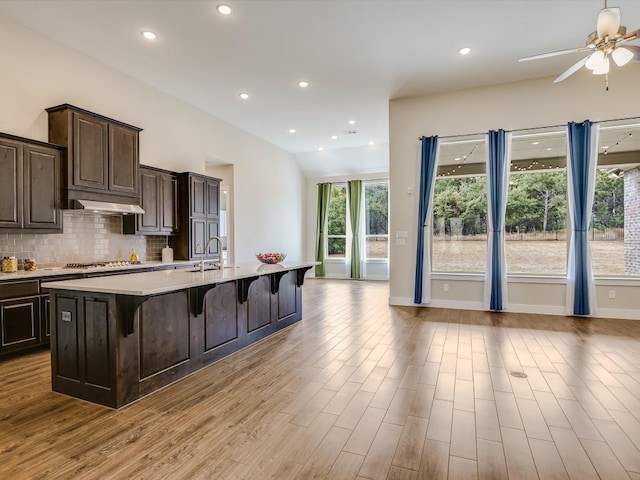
[431,137,488,273]
[365,182,388,259]
[327,184,346,257]
[590,122,637,277]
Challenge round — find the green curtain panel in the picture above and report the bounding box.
[347,180,362,279]
[315,183,331,277]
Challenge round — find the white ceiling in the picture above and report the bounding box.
[1,0,640,169]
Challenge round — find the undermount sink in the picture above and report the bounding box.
[188,265,235,272]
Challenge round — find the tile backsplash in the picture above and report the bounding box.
[0,211,166,268]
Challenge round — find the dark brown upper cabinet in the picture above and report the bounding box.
[0,133,62,232]
[170,172,220,260]
[46,104,142,207]
[122,165,179,235]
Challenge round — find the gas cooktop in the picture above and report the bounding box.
[64,261,136,269]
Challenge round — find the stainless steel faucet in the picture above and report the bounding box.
[200,236,224,272]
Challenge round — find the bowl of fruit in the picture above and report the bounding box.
[256,252,286,264]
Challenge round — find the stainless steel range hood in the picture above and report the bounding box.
[72,200,145,215]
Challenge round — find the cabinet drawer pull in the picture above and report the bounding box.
[61,311,72,322]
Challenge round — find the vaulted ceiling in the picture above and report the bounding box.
[2,0,639,165]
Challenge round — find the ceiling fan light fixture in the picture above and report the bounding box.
[592,57,610,75]
[597,7,621,38]
[585,50,605,70]
[612,46,634,66]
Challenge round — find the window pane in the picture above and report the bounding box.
[506,131,567,275]
[432,176,487,273]
[432,139,487,273]
[364,182,389,260]
[365,183,388,235]
[366,236,388,258]
[592,123,639,276]
[328,237,346,257]
[328,186,346,236]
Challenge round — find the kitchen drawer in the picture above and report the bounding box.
[0,280,39,300]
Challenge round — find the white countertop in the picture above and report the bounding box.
[41,261,316,296]
[0,260,209,281]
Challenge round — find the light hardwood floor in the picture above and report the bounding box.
[2,279,640,479]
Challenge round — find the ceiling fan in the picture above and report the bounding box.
[519,1,639,89]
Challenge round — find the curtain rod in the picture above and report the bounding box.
[418,115,640,141]
[316,178,388,185]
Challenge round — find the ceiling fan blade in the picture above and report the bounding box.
[625,45,640,61]
[553,56,589,83]
[618,28,639,45]
[519,47,587,62]
[597,7,621,38]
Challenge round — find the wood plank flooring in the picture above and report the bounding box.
[2,279,640,479]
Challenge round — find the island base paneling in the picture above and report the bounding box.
[49,269,306,408]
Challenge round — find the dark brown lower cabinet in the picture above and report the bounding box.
[247,276,272,333]
[204,282,238,351]
[0,280,43,357]
[48,268,310,408]
[0,296,41,355]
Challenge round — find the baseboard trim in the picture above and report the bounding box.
[388,297,639,320]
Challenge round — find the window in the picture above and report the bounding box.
[428,120,640,279]
[591,122,639,277]
[364,181,388,259]
[432,139,487,273]
[506,131,567,275]
[327,184,347,258]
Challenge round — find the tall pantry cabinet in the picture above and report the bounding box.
[170,172,221,260]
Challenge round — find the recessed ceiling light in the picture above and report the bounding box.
[331,135,338,140]
[318,147,324,151]
[602,145,610,149]
[348,120,356,125]
[288,129,296,134]
[369,141,375,145]
[239,92,249,99]
[459,47,471,55]
[298,81,309,88]
[454,157,462,161]
[546,147,552,151]
[532,141,540,145]
[217,4,232,15]
[141,31,156,40]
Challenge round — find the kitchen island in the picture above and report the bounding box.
[42,262,314,408]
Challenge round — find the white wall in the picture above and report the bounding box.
[389,66,640,320]
[0,16,304,263]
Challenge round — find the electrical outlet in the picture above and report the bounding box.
[609,289,616,299]
[443,284,449,292]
